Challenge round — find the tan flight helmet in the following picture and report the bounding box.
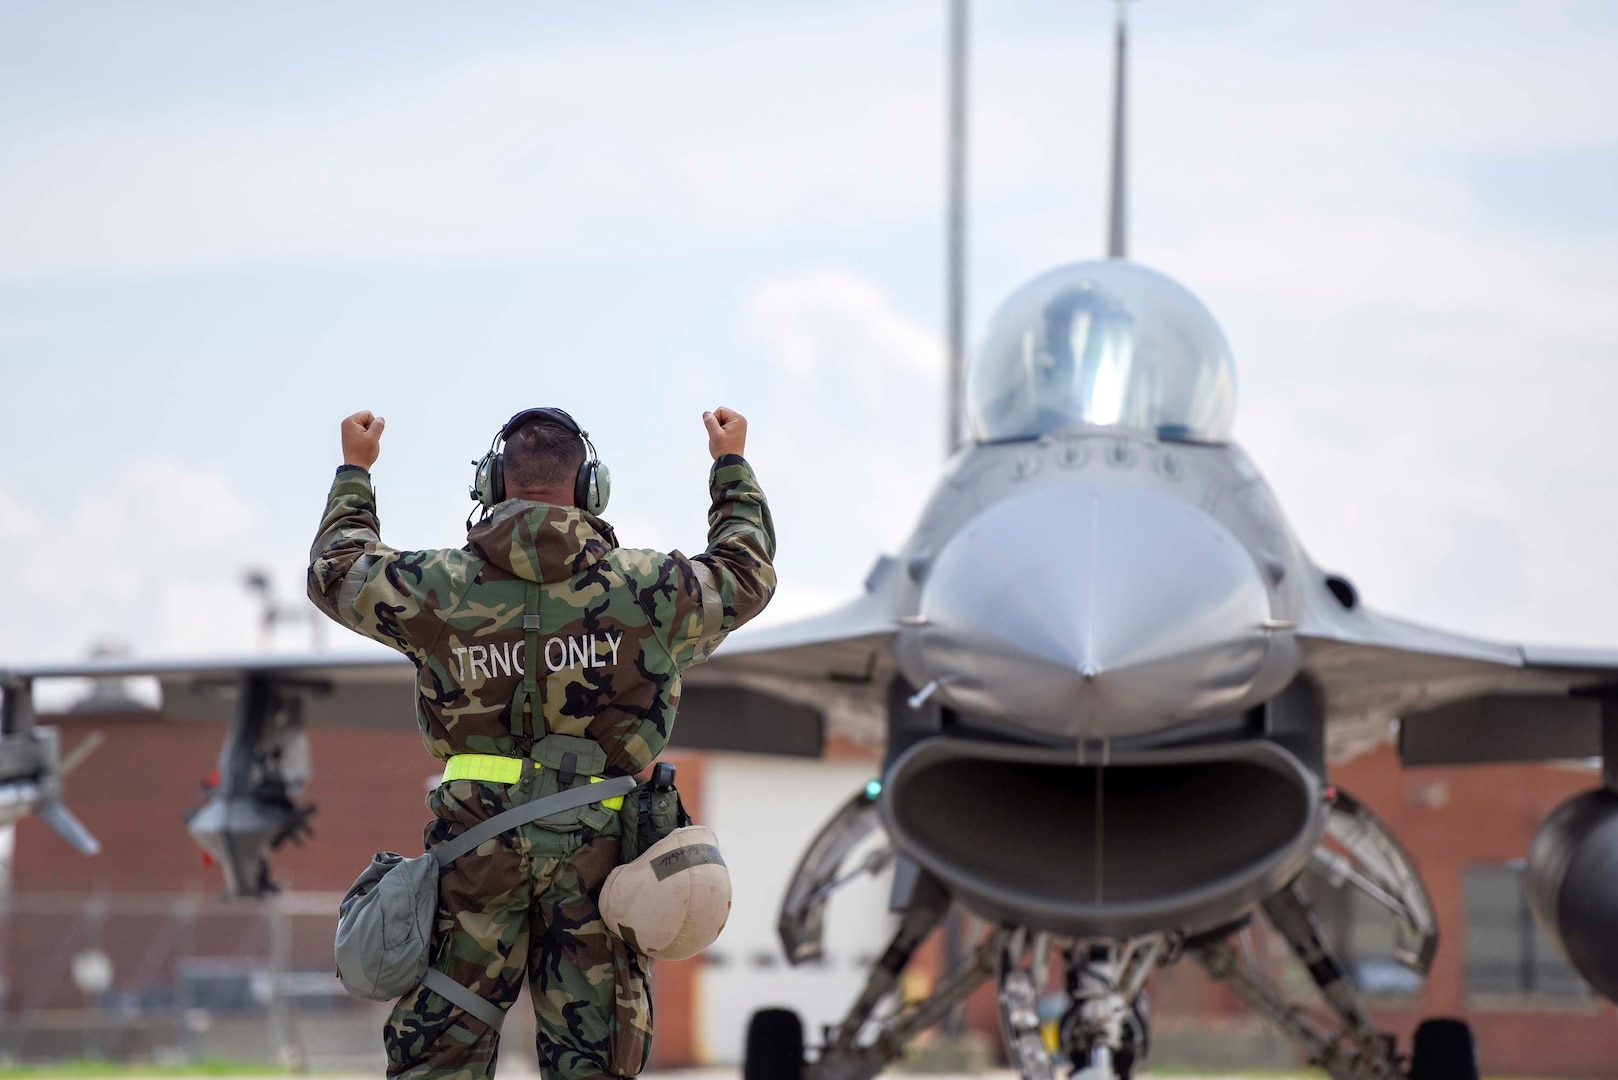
[600,825,731,961]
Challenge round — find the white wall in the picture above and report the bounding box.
[698,756,897,1065]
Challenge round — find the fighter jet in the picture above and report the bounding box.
[5,7,1618,1080]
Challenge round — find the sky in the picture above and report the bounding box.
[2,0,1617,671]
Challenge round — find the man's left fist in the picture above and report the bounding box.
[341,410,385,470]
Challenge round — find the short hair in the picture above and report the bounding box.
[504,418,585,493]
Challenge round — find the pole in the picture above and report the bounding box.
[945,0,970,454]
[1106,1,1131,259]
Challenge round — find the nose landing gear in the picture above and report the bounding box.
[997,931,1161,1080]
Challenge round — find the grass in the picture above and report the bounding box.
[0,1063,294,1078]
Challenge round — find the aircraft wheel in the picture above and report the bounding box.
[1408,1017,1479,1080]
[744,1007,806,1080]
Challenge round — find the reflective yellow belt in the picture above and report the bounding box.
[441,754,625,811]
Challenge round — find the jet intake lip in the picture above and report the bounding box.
[879,736,1323,939]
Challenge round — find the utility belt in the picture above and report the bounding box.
[441,752,627,811]
[439,740,689,857]
[437,733,626,832]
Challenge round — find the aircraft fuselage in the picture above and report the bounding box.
[893,426,1308,746]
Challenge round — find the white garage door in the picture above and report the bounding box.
[697,755,897,1065]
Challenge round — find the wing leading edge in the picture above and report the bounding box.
[685,569,901,752]
[1298,588,1618,767]
[4,563,903,757]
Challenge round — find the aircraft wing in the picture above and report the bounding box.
[682,563,903,753]
[4,556,904,758]
[1297,591,1618,766]
[5,649,417,728]
[1,577,902,884]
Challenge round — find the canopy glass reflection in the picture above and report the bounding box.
[967,261,1237,444]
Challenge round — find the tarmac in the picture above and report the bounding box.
[55,1075,1298,1080]
[633,1070,1312,1078]
[325,1074,1286,1080]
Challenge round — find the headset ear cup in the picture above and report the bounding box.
[472,452,496,509]
[587,462,611,516]
[491,453,505,505]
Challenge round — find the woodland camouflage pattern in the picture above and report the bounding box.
[386,796,646,1080]
[308,453,775,1078]
[308,454,775,775]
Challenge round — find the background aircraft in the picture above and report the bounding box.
[4,5,1618,1080]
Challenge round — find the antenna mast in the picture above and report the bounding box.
[945,0,969,455]
[1106,1,1131,259]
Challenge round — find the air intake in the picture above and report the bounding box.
[881,737,1323,938]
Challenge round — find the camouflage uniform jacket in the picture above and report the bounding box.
[307,455,776,780]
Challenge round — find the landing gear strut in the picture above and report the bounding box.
[1193,889,1397,1078]
[998,931,1158,1080]
[1193,879,1477,1080]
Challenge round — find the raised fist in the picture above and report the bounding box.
[341,410,386,470]
[703,407,747,460]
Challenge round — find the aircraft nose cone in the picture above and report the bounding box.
[911,485,1273,739]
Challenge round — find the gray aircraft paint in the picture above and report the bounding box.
[893,431,1295,741]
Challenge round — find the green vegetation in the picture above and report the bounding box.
[0,1062,292,1079]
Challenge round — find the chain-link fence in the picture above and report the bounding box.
[0,891,387,1069]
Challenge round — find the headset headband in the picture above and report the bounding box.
[501,407,584,443]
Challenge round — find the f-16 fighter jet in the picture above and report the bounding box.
[5,6,1618,1080]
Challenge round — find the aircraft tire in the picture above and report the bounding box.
[1407,1017,1479,1080]
[744,1007,806,1080]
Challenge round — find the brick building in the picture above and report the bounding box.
[4,707,1616,1076]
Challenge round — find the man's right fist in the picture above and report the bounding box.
[341,411,385,470]
[703,407,747,460]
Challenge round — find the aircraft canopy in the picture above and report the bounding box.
[966,260,1237,444]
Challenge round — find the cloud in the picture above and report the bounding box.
[0,268,949,656]
[0,9,952,276]
[745,269,939,382]
[736,269,945,625]
[3,0,1618,664]
[0,459,311,665]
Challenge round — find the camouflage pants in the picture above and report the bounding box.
[385,781,653,1080]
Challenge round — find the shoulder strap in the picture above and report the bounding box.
[511,580,543,741]
[421,967,506,1031]
[432,774,636,868]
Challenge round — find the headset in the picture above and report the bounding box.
[469,407,611,521]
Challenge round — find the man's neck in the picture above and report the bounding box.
[509,487,575,508]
